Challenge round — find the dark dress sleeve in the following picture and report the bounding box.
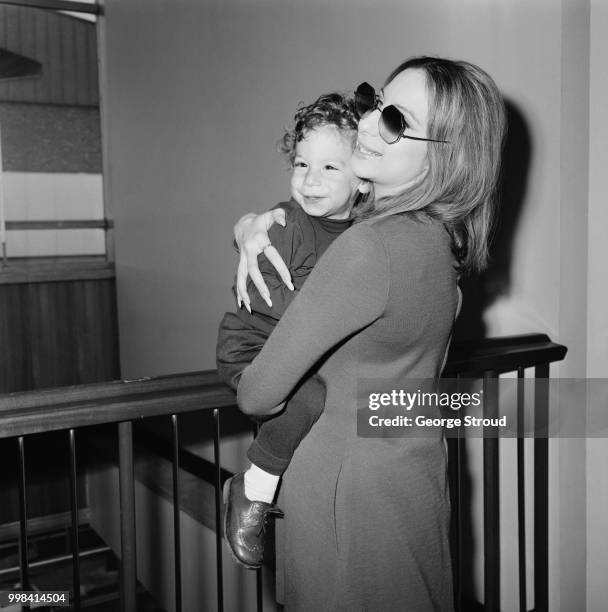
[237,223,389,415]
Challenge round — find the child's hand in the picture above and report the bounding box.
[233,209,293,311]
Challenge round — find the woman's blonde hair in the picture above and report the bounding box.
[356,57,507,274]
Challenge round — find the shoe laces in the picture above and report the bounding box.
[257,506,284,537]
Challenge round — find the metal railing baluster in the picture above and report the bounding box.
[256,569,263,612]
[0,337,567,611]
[450,373,464,612]
[516,368,527,612]
[213,408,224,612]
[17,436,30,591]
[118,421,137,612]
[253,421,264,612]
[534,363,550,612]
[68,428,81,610]
[171,414,182,612]
[483,371,499,612]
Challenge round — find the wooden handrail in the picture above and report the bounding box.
[443,333,567,375]
[0,371,235,438]
[0,256,114,283]
[5,220,113,231]
[0,0,99,14]
[0,332,568,611]
[0,334,567,439]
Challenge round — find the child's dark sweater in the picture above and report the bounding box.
[217,199,352,390]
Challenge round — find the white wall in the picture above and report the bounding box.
[99,0,605,609]
[586,2,608,611]
[2,172,104,256]
[102,0,572,376]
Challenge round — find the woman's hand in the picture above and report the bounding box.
[234,209,294,311]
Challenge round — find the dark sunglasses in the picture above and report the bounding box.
[354,82,450,145]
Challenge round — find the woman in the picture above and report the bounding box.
[234,57,506,611]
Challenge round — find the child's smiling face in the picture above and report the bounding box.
[290,125,359,220]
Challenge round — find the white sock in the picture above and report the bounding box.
[244,463,280,504]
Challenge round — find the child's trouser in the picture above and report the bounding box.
[216,313,326,476]
[246,374,325,475]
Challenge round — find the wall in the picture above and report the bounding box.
[586,2,608,611]
[0,6,104,258]
[0,5,99,106]
[0,274,119,392]
[99,0,602,609]
[102,0,570,376]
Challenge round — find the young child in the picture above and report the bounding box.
[216,92,367,568]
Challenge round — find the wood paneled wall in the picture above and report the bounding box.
[0,268,120,524]
[0,4,99,106]
[0,274,120,393]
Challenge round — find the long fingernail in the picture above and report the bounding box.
[263,294,272,308]
[287,282,294,291]
[245,301,251,314]
[237,296,242,308]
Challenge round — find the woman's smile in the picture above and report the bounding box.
[354,140,383,158]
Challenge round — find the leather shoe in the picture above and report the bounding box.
[222,472,283,569]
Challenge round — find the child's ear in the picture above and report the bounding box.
[357,180,371,194]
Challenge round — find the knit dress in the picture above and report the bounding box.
[238,213,458,612]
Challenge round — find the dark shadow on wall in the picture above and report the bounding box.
[450,100,532,607]
[453,99,532,342]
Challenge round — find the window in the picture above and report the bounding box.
[0,1,108,265]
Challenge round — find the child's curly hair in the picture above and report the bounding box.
[278,92,359,165]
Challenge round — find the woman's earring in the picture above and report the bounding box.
[357,180,371,194]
